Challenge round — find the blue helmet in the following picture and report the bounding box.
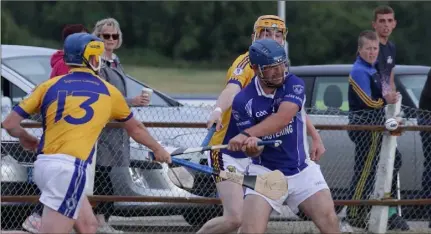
[63,32,105,71]
[249,38,287,69]
[249,39,288,87]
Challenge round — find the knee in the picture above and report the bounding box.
[225,213,242,229]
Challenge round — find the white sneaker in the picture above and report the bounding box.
[339,219,354,233]
[96,223,124,233]
[22,213,41,233]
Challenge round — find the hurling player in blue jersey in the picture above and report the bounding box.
[227,39,339,234]
[2,33,171,234]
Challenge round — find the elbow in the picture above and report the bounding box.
[2,119,16,133]
[2,121,11,131]
[2,121,19,137]
[125,121,146,141]
[125,126,140,139]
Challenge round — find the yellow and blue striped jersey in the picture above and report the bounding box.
[13,68,133,162]
[209,52,254,150]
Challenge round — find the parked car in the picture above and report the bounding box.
[0,44,220,229]
[289,64,430,220]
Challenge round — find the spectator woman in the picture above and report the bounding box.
[91,17,150,233]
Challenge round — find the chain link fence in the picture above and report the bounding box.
[2,104,431,233]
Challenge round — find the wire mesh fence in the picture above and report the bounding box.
[2,104,431,233]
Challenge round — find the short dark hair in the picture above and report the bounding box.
[358,30,378,48]
[374,5,395,21]
[62,24,89,42]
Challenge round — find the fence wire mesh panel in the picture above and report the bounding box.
[2,104,431,233]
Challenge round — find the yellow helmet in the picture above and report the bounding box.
[253,15,288,44]
[64,32,105,71]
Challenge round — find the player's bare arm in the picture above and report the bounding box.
[390,69,396,91]
[228,101,298,152]
[207,83,241,130]
[249,101,298,137]
[2,111,39,151]
[122,117,172,164]
[306,114,326,161]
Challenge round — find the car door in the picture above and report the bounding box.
[1,71,41,164]
[393,74,427,191]
[307,75,354,198]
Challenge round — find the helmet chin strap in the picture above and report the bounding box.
[262,78,284,88]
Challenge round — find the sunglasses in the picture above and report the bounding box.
[101,33,119,40]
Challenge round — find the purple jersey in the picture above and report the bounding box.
[231,74,309,176]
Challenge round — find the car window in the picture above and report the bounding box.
[3,55,180,107]
[2,56,52,86]
[311,76,349,114]
[1,76,28,106]
[300,76,315,109]
[398,74,427,108]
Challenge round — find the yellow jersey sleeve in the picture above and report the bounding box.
[210,52,255,146]
[13,83,48,119]
[225,52,254,89]
[109,86,133,122]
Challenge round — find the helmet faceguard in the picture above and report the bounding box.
[249,39,289,89]
[82,41,104,72]
[256,59,289,89]
[253,15,288,46]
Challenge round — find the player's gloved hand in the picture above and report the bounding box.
[20,136,39,152]
[152,146,172,164]
[207,107,223,131]
[228,132,249,151]
[242,137,264,157]
[310,137,325,161]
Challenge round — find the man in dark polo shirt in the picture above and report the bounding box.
[372,5,410,230]
[419,69,431,227]
[373,5,397,94]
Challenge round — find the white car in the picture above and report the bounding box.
[0,44,219,229]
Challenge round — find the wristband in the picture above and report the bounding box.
[214,107,222,113]
[240,131,251,137]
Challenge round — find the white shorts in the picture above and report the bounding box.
[33,154,87,220]
[208,150,251,183]
[245,161,329,214]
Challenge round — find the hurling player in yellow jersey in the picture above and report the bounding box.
[2,33,171,234]
[200,15,325,234]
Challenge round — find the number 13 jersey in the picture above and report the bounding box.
[13,68,133,162]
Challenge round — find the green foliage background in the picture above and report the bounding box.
[2,1,431,69]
